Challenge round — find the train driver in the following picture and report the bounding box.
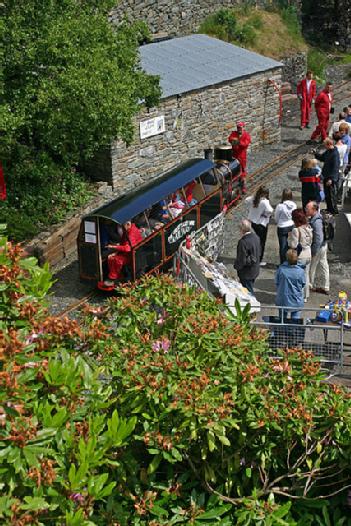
[104,221,143,285]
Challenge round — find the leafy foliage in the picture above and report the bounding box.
[2,234,351,524]
[0,0,160,241]
[199,8,259,46]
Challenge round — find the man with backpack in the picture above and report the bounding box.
[305,201,329,295]
[314,138,340,215]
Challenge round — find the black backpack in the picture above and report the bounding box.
[320,210,335,242]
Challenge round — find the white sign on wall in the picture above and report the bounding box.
[140,115,166,139]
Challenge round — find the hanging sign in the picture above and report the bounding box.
[140,115,165,139]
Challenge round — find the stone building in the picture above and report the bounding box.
[98,35,282,194]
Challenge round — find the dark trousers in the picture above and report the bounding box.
[251,223,268,261]
[239,277,255,295]
[324,181,338,215]
[277,225,293,264]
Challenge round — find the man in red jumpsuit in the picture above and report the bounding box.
[105,221,143,284]
[228,121,251,194]
[297,70,316,130]
[310,82,334,143]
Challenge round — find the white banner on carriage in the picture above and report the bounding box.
[140,116,165,139]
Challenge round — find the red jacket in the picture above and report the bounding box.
[113,224,143,253]
[228,130,251,158]
[297,78,316,103]
[315,90,333,119]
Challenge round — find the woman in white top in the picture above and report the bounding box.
[246,186,273,264]
[274,188,297,264]
[288,208,313,301]
[334,132,348,172]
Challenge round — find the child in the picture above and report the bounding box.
[298,158,322,209]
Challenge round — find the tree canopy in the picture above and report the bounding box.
[0,0,160,240]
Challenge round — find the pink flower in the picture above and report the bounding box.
[152,341,161,352]
[69,493,84,504]
[161,338,171,353]
[152,338,171,353]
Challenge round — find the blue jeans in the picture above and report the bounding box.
[239,278,255,295]
[277,225,293,264]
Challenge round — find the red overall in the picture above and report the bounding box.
[297,78,316,127]
[311,90,333,141]
[108,224,143,280]
[228,130,251,179]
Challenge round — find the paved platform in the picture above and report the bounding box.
[223,86,351,381]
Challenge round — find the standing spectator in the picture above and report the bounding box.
[329,112,351,137]
[288,209,313,301]
[246,186,273,265]
[299,158,322,209]
[275,249,306,320]
[334,132,348,173]
[228,121,251,194]
[297,70,316,130]
[315,137,340,214]
[339,122,351,173]
[274,188,297,264]
[309,82,333,143]
[234,219,261,295]
[305,201,330,295]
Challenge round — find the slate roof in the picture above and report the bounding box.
[139,34,282,99]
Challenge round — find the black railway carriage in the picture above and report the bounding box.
[78,157,240,287]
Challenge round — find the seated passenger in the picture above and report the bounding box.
[100,221,123,255]
[184,182,197,206]
[168,193,185,218]
[134,212,152,238]
[104,221,143,285]
[151,199,170,223]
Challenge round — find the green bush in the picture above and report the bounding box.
[199,8,261,46]
[307,48,329,82]
[1,153,94,241]
[2,236,351,524]
[280,5,303,40]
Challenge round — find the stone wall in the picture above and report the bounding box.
[111,0,247,37]
[280,52,307,86]
[24,182,114,270]
[110,1,302,38]
[110,68,282,193]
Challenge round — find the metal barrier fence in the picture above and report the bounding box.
[251,305,346,368]
[175,252,348,370]
[174,213,350,373]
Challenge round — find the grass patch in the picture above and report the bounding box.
[199,7,307,59]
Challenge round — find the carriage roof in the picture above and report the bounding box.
[85,158,214,224]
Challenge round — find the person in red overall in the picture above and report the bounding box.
[228,121,251,194]
[105,221,143,284]
[297,70,316,130]
[310,82,333,143]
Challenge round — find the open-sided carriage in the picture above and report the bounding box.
[77,156,240,288]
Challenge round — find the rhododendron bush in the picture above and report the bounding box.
[1,233,351,525]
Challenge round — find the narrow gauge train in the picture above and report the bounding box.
[77,148,240,290]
